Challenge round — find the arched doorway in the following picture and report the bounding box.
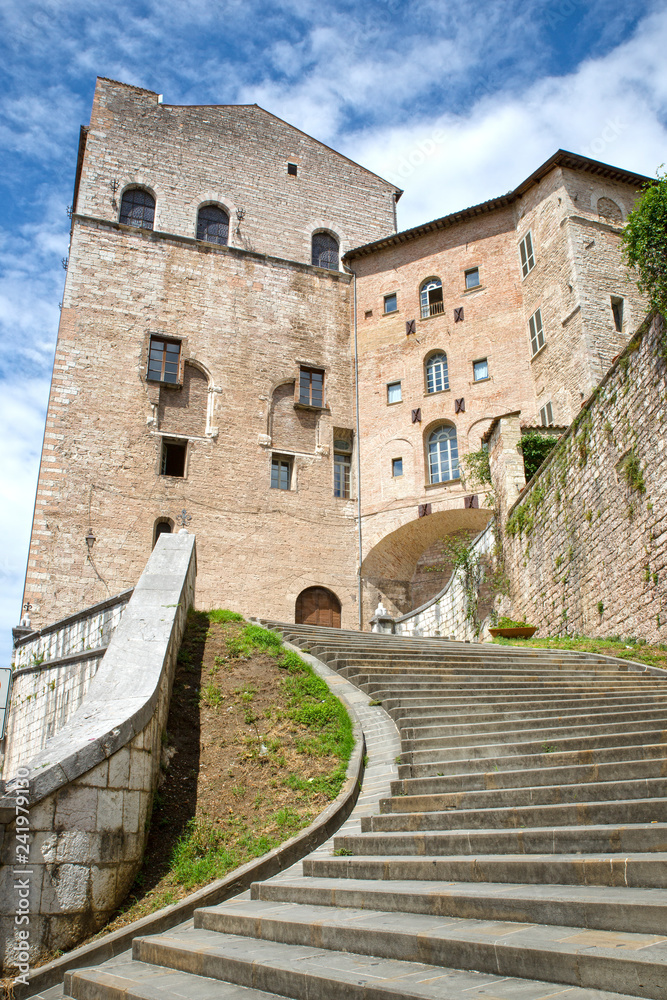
[295,587,341,628]
[153,519,173,547]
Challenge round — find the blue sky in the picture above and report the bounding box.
[1,0,665,663]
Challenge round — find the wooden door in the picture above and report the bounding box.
[295,587,341,628]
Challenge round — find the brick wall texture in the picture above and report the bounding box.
[497,312,667,643]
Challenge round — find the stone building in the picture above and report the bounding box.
[19,77,650,634]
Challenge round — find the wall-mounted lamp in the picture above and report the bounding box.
[85,529,96,551]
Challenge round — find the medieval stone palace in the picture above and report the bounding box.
[20,76,649,633]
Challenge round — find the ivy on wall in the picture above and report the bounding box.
[518,432,559,481]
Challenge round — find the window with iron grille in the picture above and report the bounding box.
[519,231,535,278]
[426,352,449,393]
[333,453,351,498]
[428,425,459,484]
[196,205,229,245]
[540,402,554,427]
[147,337,182,384]
[420,278,444,318]
[271,456,292,490]
[311,232,339,270]
[529,309,545,356]
[298,367,324,407]
[119,188,155,230]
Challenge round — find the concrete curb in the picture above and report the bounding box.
[20,635,365,1000]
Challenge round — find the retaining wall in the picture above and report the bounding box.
[492,311,667,641]
[0,531,196,976]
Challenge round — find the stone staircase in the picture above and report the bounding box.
[59,624,667,1000]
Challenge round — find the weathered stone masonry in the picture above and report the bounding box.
[493,311,667,642]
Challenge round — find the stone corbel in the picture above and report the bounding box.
[315,444,330,457]
[258,434,272,447]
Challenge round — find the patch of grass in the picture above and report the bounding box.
[492,634,667,670]
[200,682,223,708]
[208,609,245,624]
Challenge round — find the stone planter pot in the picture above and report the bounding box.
[489,626,538,639]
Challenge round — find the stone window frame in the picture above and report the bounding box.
[270,454,294,491]
[519,230,536,278]
[311,230,340,271]
[195,202,230,246]
[529,308,546,358]
[424,351,450,395]
[119,185,156,231]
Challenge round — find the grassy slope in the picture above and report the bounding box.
[492,634,667,670]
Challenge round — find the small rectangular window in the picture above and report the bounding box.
[271,456,292,490]
[473,358,488,381]
[161,440,186,477]
[611,297,624,332]
[529,309,545,356]
[334,452,351,498]
[147,337,181,384]
[384,293,398,313]
[519,231,535,278]
[540,402,554,427]
[392,457,403,477]
[298,367,324,407]
[465,268,480,289]
[387,381,402,404]
[287,162,298,176]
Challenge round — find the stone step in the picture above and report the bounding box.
[251,875,667,933]
[401,706,667,741]
[366,683,665,700]
[65,959,285,1000]
[382,776,667,813]
[333,821,667,856]
[385,690,667,713]
[390,752,667,796]
[338,662,649,677]
[191,899,667,999]
[304,852,667,889]
[129,926,641,1000]
[403,727,667,766]
[393,697,667,727]
[399,741,667,779]
[362,795,667,832]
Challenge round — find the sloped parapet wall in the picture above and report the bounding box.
[4,591,133,777]
[0,531,196,977]
[493,310,666,641]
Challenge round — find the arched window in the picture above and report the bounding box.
[153,519,173,548]
[425,352,449,393]
[311,232,339,270]
[427,425,459,484]
[197,204,229,245]
[119,187,155,230]
[420,278,443,318]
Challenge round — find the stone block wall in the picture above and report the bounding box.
[0,531,196,974]
[495,311,667,642]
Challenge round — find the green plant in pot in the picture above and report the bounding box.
[489,616,538,639]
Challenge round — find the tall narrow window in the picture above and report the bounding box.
[119,188,155,230]
[425,352,449,393]
[384,292,398,313]
[333,452,351,498]
[420,279,444,318]
[529,309,545,356]
[428,425,459,484]
[540,402,554,427]
[611,297,624,332]
[311,232,339,270]
[196,205,229,245]
[387,381,402,404]
[298,367,324,407]
[271,456,292,490]
[392,457,403,477]
[519,231,535,278]
[147,337,182,384]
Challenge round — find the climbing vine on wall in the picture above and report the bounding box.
[518,432,559,480]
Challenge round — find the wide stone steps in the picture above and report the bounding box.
[303,852,667,888]
[250,875,667,934]
[61,623,667,1000]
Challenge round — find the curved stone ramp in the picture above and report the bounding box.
[61,625,667,1000]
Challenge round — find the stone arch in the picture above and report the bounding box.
[597,197,623,224]
[158,362,209,437]
[153,518,173,547]
[295,586,341,628]
[270,380,317,453]
[361,507,492,616]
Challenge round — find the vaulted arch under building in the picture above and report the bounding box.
[361,507,492,619]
